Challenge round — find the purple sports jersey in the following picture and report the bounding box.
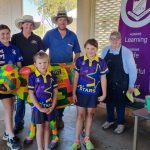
[28,69,58,109]
[75,55,109,96]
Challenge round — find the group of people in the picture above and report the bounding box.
[0,9,137,150]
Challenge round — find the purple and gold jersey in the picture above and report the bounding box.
[28,68,58,110]
[75,55,109,96]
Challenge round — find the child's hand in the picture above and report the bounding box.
[46,107,54,115]
[73,94,78,103]
[39,107,49,113]
[98,95,106,102]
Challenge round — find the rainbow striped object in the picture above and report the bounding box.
[16,64,74,108]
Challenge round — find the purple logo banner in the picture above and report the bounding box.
[119,0,150,100]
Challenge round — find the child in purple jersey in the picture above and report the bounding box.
[0,24,22,150]
[71,39,109,150]
[28,51,58,150]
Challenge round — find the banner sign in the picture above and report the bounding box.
[119,0,150,100]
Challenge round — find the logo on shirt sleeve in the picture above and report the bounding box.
[0,49,5,65]
[0,49,4,53]
[18,56,23,60]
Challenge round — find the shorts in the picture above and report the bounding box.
[32,109,58,124]
[76,93,99,108]
[0,94,14,100]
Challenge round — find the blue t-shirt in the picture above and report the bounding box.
[28,68,58,110]
[0,42,23,66]
[75,55,109,96]
[43,28,81,63]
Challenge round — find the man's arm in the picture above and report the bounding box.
[74,52,80,62]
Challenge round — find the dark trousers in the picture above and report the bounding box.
[15,98,25,127]
[57,108,65,118]
[106,101,125,124]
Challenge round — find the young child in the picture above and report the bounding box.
[28,51,58,150]
[0,24,23,150]
[71,39,109,150]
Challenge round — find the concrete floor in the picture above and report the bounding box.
[0,103,149,150]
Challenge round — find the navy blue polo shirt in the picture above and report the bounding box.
[11,32,44,66]
[0,42,23,67]
[43,28,81,63]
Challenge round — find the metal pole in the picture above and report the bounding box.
[133,116,138,150]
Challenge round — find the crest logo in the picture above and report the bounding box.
[0,49,4,53]
[121,0,150,28]
[12,49,16,55]
[36,78,40,83]
[133,0,147,15]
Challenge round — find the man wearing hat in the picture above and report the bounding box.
[101,31,137,134]
[11,15,44,134]
[43,9,81,144]
[43,10,81,63]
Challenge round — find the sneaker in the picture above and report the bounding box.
[7,137,22,150]
[24,137,33,145]
[83,140,94,150]
[2,132,19,142]
[14,126,24,135]
[102,121,114,130]
[70,143,81,150]
[114,125,125,134]
[2,132,9,141]
[48,140,58,149]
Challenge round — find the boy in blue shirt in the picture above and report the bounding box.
[28,51,58,150]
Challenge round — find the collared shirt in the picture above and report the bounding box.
[43,28,81,63]
[11,32,44,66]
[75,55,109,96]
[28,68,58,109]
[101,45,137,88]
[0,42,23,67]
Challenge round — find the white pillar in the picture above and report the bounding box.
[77,0,95,52]
[0,0,23,34]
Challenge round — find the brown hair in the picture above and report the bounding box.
[0,24,10,32]
[109,31,121,40]
[33,50,49,63]
[84,39,98,49]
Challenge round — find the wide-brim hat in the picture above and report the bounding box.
[15,15,40,30]
[51,10,73,25]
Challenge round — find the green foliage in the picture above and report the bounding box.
[37,0,76,17]
[34,24,48,37]
[29,0,77,29]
